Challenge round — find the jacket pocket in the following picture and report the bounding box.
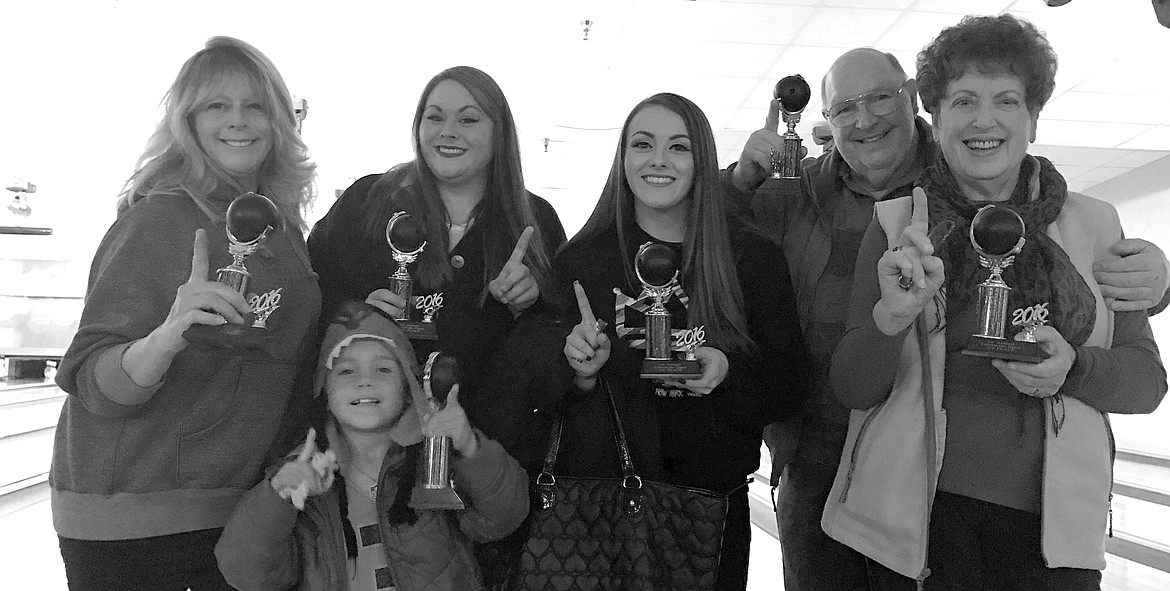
[178,360,296,488]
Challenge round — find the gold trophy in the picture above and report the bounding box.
[636,243,704,380]
[961,204,1048,363]
[385,212,440,340]
[770,74,812,180]
[184,192,281,349]
[410,351,466,510]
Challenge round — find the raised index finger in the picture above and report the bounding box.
[507,226,534,267]
[764,98,781,134]
[189,228,210,283]
[911,187,929,232]
[296,428,318,463]
[573,281,596,325]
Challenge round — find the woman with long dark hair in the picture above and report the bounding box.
[308,66,567,430]
[558,93,806,590]
[307,66,569,588]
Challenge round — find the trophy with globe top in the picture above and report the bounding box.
[960,204,1049,363]
[635,242,704,380]
[770,74,812,180]
[184,192,282,349]
[410,351,465,510]
[385,211,441,340]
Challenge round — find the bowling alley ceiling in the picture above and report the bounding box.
[1,0,1166,234]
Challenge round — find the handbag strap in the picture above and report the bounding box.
[601,378,642,487]
[537,377,642,489]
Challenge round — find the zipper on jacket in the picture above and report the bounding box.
[1108,492,1114,538]
[916,567,931,591]
[839,399,887,503]
[915,318,939,591]
[1106,412,1116,538]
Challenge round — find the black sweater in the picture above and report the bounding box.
[553,222,807,492]
[306,173,571,472]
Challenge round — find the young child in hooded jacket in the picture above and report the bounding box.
[215,300,530,591]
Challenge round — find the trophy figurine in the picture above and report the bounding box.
[961,204,1048,363]
[184,192,281,349]
[385,212,440,340]
[410,351,466,511]
[770,74,812,180]
[636,243,704,380]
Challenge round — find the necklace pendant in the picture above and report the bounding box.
[369,484,378,501]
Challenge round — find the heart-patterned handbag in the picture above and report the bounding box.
[507,378,730,591]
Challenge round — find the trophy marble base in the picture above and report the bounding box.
[961,336,1048,363]
[758,176,803,202]
[396,319,438,341]
[183,316,269,349]
[409,484,465,510]
[641,357,703,380]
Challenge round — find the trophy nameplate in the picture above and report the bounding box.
[184,192,281,349]
[386,212,440,341]
[960,204,1049,363]
[410,351,465,511]
[635,242,704,380]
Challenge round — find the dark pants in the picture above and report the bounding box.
[715,486,751,591]
[925,491,1102,591]
[779,459,914,591]
[58,528,237,591]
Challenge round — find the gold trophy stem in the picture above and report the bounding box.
[217,259,251,295]
[772,112,803,180]
[645,309,670,360]
[388,267,413,322]
[410,435,465,510]
[422,436,451,489]
[974,279,1010,339]
[781,130,802,179]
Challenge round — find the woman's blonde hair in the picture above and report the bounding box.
[118,36,315,231]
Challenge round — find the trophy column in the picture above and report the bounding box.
[410,351,465,510]
[960,204,1048,363]
[184,192,281,349]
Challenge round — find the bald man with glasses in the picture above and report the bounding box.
[722,47,1170,591]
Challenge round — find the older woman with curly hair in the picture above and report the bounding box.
[824,14,1166,591]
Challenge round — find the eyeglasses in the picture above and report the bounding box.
[823,82,910,128]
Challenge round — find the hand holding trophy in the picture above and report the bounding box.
[411,351,466,510]
[961,204,1049,363]
[385,212,441,340]
[183,192,282,349]
[636,242,704,380]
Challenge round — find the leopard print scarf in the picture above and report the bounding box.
[921,154,1096,348]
